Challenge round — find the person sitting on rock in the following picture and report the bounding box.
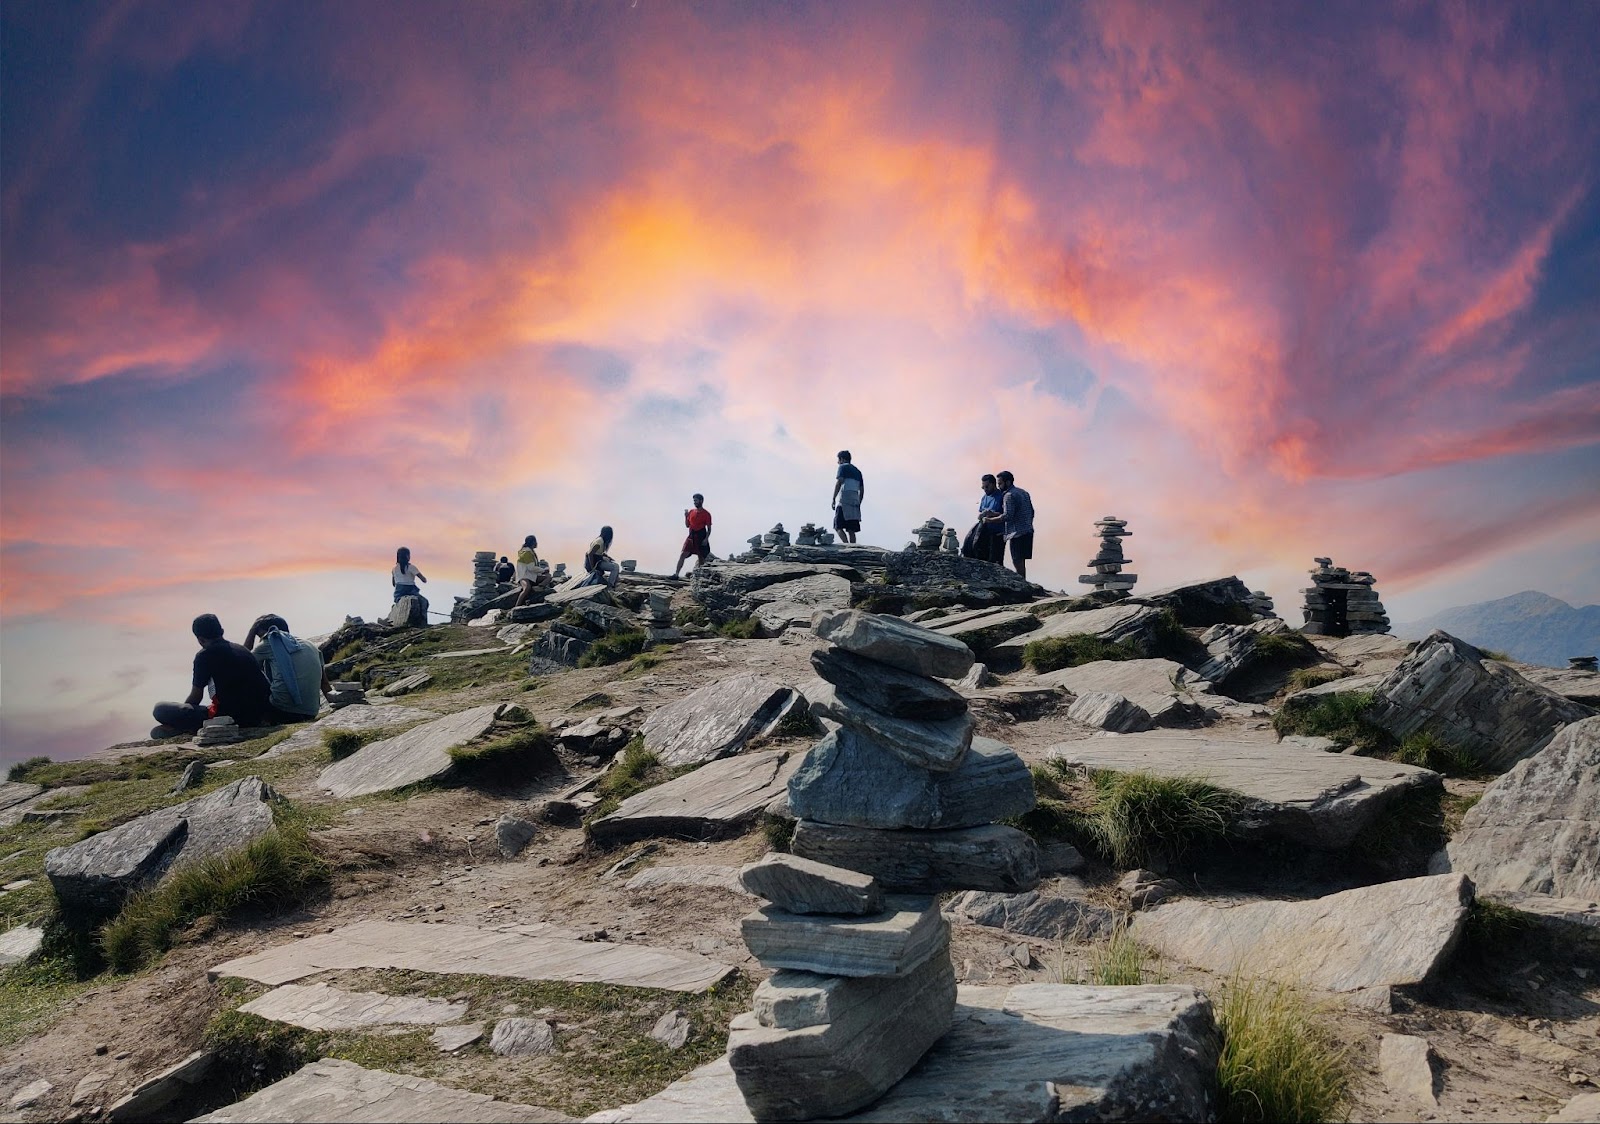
[151,614,272,738]
[392,546,427,603]
[673,494,713,578]
[513,535,550,606]
[982,469,1034,580]
[580,526,621,589]
[243,613,333,723]
[494,555,515,584]
[832,450,864,544]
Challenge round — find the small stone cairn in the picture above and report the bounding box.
[908,517,945,552]
[196,716,247,747]
[1570,656,1598,672]
[453,550,514,621]
[1247,590,1278,619]
[941,526,959,553]
[723,610,1038,1119]
[1078,515,1137,593]
[1301,557,1390,635]
[762,523,791,550]
[794,522,835,547]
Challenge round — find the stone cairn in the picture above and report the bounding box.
[794,522,836,547]
[1300,557,1390,635]
[1078,515,1136,593]
[908,517,944,551]
[941,526,959,553]
[1247,590,1278,618]
[453,550,513,621]
[196,715,247,747]
[725,609,1039,1119]
[1570,656,1598,672]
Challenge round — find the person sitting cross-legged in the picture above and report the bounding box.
[151,613,273,738]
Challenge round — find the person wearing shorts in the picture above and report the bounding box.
[674,494,713,578]
[832,450,864,543]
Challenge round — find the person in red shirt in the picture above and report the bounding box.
[674,493,713,578]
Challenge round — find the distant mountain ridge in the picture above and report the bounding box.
[1392,590,1600,669]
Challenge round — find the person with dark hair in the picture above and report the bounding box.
[392,547,427,602]
[244,613,332,722]
[494,555,515,584]
[982,469,1035,580]
[513,534,549,606]
[151,614,272,737]
[831,450,864,544]
[964,474,1006,564]
[580,526,620,589]
[673,494,713,578]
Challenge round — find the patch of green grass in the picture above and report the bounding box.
[520,677,542,691]
[585,738,663,823]
[1004,763,1099,846]
[323,728,381,760]
[1149,607,1208,662]
[1088,919,1161,985]
[1477,648,1513,662]
[623,651,667,677]
[774,704,820,738]
[761,814,795,853]
[1395,731,1481,776]
[573,692,614,710]
[448,724,556,771]
[0,954,97,1048]
[1216,976,1351,1123]
[1253,631,1317,663]
[1287,667,1350,692]
[1087,770,1241,869]
[578,630,649,668]
[1457,898,1532,964]
[716,616,762,640]
[673,604,709,627]
[7,756,51,781]
[1022,634,1141,672]
[100,825,329,974]
[1349,787,1446,879]
[1272,691,1392,754]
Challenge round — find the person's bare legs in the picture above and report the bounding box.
[672,552,690,579]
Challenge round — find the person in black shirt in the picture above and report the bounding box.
[151,614,272,737]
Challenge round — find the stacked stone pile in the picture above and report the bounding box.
[909,517,945,551]
[1571,656,1598,672]
[794,523,835,547]
[941,526,959,553]
[1248,590,1279,618]
[763,524,791,550]
[1301,557,1390,636]
[726,854,956,1119]
[1078,516,1137,593]
[196,716,247,747]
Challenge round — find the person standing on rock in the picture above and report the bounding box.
[673,494,713,579]
[151,614,273,737]
[392,547,427,603]
[512,535,549,606]
[581,525,621,589]
[243,614,333,723]
[832,450,864,544]
[983,470,1034,580]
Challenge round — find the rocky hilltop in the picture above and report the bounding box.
[2,546,1597,1124]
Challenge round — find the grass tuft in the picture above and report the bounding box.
[1216,976,1352,1123]
[1023,634,1141,672]
[1287,667,1350,693]
[448,725,555,771]
[716,616,762,640]
[100,825,328,974]
[1395,731,1480,776]
[1252,631,1317,663]
[578,630,649,668]
[323,729,378,760]
[1273,691,1391,754]
[623,651,667,677]
[1088,919,1160,985]
[673,604,710,627]
[8,756,51,782]
[761,813,795,853]
[1458,898,1531,963]
[585,738,663,823]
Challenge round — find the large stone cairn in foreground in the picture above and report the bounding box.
[1079,515,1137,593]
[1301,556,1390,636]
[726,609,1038,1118]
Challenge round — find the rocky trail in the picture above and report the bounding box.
[2,545,1597,1123]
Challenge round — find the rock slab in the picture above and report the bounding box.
[317,705,499,799]
[802,679,975,773]
[810,610,975,680]
[738,854,882,916]
[1038,658,1208,726]
[640,676,804,768]
[0,923,45,968]
[740,896,946,977]
[948,888,1117,941]
[808,648,967,720]
[1379,1033,1437,1106]
[491,1018,558,1057]
[1130,874,1472,992]
[587,749,800,844]
[238,983,468,1031]
[986,601,1165,666]
[791,821,1040,895]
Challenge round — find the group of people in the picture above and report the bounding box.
[151,612,333,738]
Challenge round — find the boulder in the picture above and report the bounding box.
[691,561,864,621]
[1434,715,1599,902]
[1366,631,1595,771]
[947,887,1117,941]
[1038,658,1208,726]
[1047,732,1441,850]
[596,983,1220,1124]
[0,924,44,968]
[808,648,967,721]
[810,610,975,680]
[1378,1034,1437,1107]
[490,1018,558,1057]
[740,896,946,977]
[1129,575,1253,626]
[873,549,1044,609]
[317,705,499,799]
[801,679,974,773]
[640,676,806,768]
[986,601,1166,667]
[46,778,277,914]
[650,1009,692,1050]
[739,854,883,916]
[728,938,956,1121]
[387,595,429,628]
[587,749,800,844]
[1549,1093,1600,1123]
[546,584,616,606]
[495,815,538,859]
[1130,874,1472,992]
[1195,618,1298,685]
[791,821,1040,895]
[924,609,1042,656]
[787,729,1033,830]
[1067,690,1153,732]
[745,574,855,626]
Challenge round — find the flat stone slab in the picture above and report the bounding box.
[0,924,45,968]
[811,610,975,680]
[46,777,277,914]
[746,575,855,631]
[0,782,43,812]
[802,679,975,772]
[318,705,499,798]
[987,602,1164,665]
[210,919,735,993]
[192,1058,565,1122]
[625,866,751,896]
[641,676,803,768]
[924,609,1042,655]
[739,854,882,916]
[238,983,468,1031]
[1129,575,1252,626]
[1514,665,1600,708]
[1435,715,1599,902]
[808,648,968,721]
[788,729,1033,830]
[1038,659,1208,726]
[262,703,436,759]
[1046,733,1441,850]
[591,983,1218,1123]
[741,896,946,977]
[588,749,800,844]
[948,887,1117,941]
[1130,874,1472,993]
[791,821,1040,895]
[1549,1092,1600,1123]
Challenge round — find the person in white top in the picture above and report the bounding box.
[512,534,549,606]
[392,546,427,602]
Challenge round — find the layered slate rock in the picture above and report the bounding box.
[194,1059,563,1123]
[1196,618,1300,686]
[587,749,800,844]
[45,777,276,913]
[986,601,1165,666]
[1130,575,1254,626]
[1434,715,1599,903]
[1130,874,1472,993]
[802,680,974,772]
[262,702,435,759]
[740,896,948,978]
[317,705,499,799]
[1366,632,1596,771]
[947,887,1117,941]
[640,676,806,768]
[238,984,467,1031]
[739,854,883,916]
[1037,658,1209,727]
[1047,733,1441,850]
[746,574,855,632]
[1513,664,1600,708]
[596,983,1221,1124]
[791,822,1040,894]
[786,730,1033,830]
[809,609,975,680]
[690,560,864,622]
[1067,690,1153,732]
[923,609,1042,656]
[808,648,967,720]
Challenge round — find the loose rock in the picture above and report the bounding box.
[791,821,1040,895]
[740,896,947,977]
[490,1017,558,1057]
[810,610,975,680]
[738,854,883,916]
[808,648,968,720]
[495,815,538,859]
[640,676,806,768]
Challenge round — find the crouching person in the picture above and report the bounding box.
[245,614,332,723]
[152,613,272,737]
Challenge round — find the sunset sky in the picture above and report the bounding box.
[3,1,1598,764]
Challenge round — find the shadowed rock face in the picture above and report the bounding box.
[587,749,801,845]
[808,648,968,721]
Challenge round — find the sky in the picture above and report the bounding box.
[3,1,1598,765]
